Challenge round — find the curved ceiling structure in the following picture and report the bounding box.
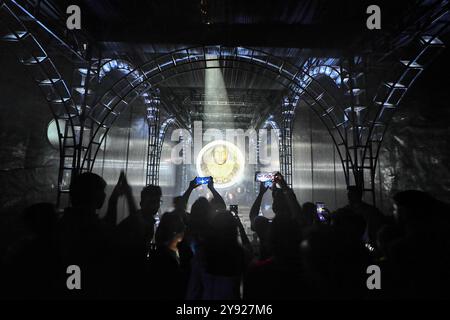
[0,0,448,205]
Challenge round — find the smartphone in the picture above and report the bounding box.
[229,205,238,216]
[255,172,274,188]
[316,202,326,221]
[195,176,211,185]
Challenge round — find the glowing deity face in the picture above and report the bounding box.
[197,140,245,189]
[213,145,228,165]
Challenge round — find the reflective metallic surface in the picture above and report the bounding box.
[91,105,178,221]
[292,106,348,211]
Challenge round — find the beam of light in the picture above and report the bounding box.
[204,54,234,129]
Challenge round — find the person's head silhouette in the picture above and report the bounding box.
[211,211,238,244]
[302,202,317,225]
[347,185,363,205]
[271,187,290,218]
[190,197,212,233]
[70,172,106,211]
[140,185,162,217]
[155,212,185,250]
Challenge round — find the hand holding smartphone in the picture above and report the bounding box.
[255,171,274,188]
[195,176,211,185]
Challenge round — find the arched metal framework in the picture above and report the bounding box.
[0,0,88,206]
[146,116,176,186]
[1,0,448,206]
[82,47,351,187]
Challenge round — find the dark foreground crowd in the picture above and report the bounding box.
[1,171,449,300]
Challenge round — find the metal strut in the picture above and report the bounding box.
[280,97,295,187]
[145,90,161,186]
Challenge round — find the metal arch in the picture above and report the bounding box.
[146,113,176,186]
[280,98,296,186]
[261,116,283,159]
[95,58,140,81]
[159,117,177,145]
[262,116,281,131]
[93,58,189,128]
[361,3,449,193]
[308,64,345,88]
[5,0,86,61]
[285,74,353,181]
[85,63,350,182]
[87,46,347,125]
[0,0,82,205]
[85,63,351,187]
[82,47,351,178]
[155,117,176,184]
[145,92,161,186]
[88,47,347,123]
[253,116,282,194]
[90,58,186,184]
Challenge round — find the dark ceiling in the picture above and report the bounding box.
[56,0,416,49]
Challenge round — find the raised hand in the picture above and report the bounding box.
[121,172,132,196]
[259,182,269,195]
[207,176,215,190]
[274,171,288,189]
[189,177,201,190]
[111,171,125,199]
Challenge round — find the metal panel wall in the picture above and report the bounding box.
[292,106,347,211]
[92,104,177,221]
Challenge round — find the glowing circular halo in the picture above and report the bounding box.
[196,140,245,189]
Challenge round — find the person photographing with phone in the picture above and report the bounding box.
[244,171,305,299]
[250,172,302,228]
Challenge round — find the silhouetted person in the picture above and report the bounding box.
[173,196,188,224]
[387,190,450,298]
[346,185,384,245]
[186,176,227,256]
[187,211,247,300]
[169,178,203,280]
[301,202,319,226]
[252,217,270,260]
[206,176,227,213]
[57,172,114,299]
[115,183,161,255]
[301,212,370,300]
[250,173,302,226]
[111,176,157,298]
[147,212,186,299]
[2,203,60,299]
[244,216,305,300]
[187,197,212,255]
[249,173,302,260]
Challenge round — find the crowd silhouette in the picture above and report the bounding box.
[1,171,449,300]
